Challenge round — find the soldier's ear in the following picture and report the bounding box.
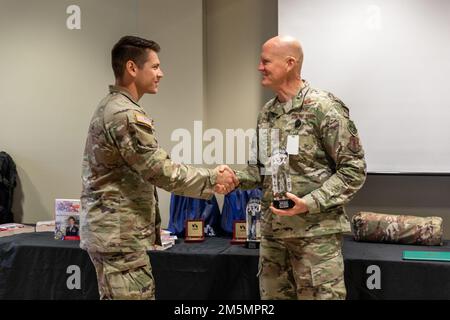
[125,60,138,78]
[286,56,296,71]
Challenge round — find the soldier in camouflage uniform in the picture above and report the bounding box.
[80,36,237,300]
[234,36,367,300]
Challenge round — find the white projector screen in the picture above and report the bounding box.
[279,0,450,173]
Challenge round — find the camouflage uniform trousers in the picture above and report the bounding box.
[88,250,155,300]
[259,233,346,300]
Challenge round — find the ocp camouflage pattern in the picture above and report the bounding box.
[80,85,217,253]
[352,211,443,245]
[89,250,155,299]
[259,234,346,300]
[236,81,367,238]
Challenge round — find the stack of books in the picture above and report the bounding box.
[0,223,35,237]
[151,229,177,251]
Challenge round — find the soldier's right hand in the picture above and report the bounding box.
[214,165,239,194]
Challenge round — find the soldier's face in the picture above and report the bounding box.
[135,49,164,94]
[258,45,287,90]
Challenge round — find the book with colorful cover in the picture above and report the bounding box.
[55,199,80,240]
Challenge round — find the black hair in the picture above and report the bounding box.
[111,35,160,79]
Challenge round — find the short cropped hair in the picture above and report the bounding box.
[111,35,160,79]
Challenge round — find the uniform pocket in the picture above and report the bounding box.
[126,266,155,299]
[310,254,344,287]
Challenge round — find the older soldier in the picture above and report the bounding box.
[80,36,237,300]
[233,36,367,300]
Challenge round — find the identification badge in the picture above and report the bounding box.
[286,135,299,155]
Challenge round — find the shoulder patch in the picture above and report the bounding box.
[347,136,362,153]
[348,120,358,136]
[135,113,154,128]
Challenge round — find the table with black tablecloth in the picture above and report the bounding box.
[1,232,450,300]
[0,232,259,300]
[344,237,450,299]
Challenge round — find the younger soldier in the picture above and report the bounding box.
[80,36,237,300]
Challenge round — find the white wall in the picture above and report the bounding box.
[0,0,205,228]
[137,0,205,227]
[205,0,278,208]
[279,0,450,173]
[205,0,278,162]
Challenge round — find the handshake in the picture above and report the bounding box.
[213,165,240,195]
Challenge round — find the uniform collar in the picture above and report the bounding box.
[269,80,310,117]
[109,85,141,107]
[290,80,310,112]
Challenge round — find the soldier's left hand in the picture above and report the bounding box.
[270,192,309,216]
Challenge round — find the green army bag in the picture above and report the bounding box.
[351,211,443,246]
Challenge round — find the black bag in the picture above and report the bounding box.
[0,151,17,224]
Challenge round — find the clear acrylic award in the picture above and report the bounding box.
[271,149,295,210]
[245,197,261,249]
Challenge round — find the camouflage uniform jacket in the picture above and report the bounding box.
[236,81,367,238]
[80,86,217,253]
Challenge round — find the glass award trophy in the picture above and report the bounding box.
[271,149,295,210]
[245,197,262,249]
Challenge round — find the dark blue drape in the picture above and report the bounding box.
[168,194,221,237]
[221,188,262,234]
